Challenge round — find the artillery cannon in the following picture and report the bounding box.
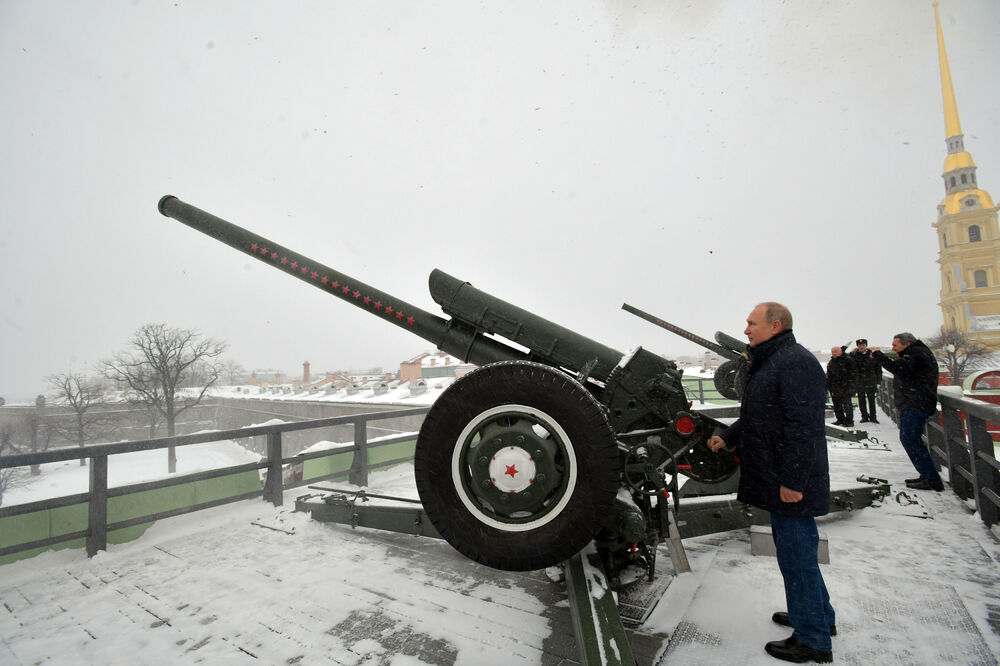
[158,195,739,575]
[621,304,750,400]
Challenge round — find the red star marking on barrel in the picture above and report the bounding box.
[374,301,382,310]
[321,276,329,284]
[363,296,370,304]
[406,316,415,325]
[331,281,339,289]
[395,311,404,319]
[259,247,269,255]
[250,243,258,251]
[290,262,298,270]
[505,464,518,478]
[352,291,360,299]
[280,257,288,265]
[310,271,318,279]
[385,306,393,315]
[300,267,308,275]
[270,252,278,260]
[341,286,350,294]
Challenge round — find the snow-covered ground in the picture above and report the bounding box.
[2,406,999,664]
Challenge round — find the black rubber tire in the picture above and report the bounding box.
[713,359,747,400]
[414,361,621,571]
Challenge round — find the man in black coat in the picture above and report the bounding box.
[826,345,856,427]
[850,339,880,423]
[872,332,943,491]
[707,302,834,663]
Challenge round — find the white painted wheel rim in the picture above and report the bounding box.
[452,404,577,532]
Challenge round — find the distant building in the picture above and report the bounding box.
[250,369,284,386]
[312,372,354,390]
[931,4,1000,349]
[399,351,474,382]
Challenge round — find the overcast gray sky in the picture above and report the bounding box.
[2,0,998,402]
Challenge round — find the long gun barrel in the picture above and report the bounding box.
[622,302,749,400]
[621,303,743,361]
[158,195,622,376]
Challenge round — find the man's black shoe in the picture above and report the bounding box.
[844,422,854,427]
[771,612,836,636]
[905,477,922,484]
[906,479,944,491]
[764,635,832,663]
[871,418,879,424]
[832,420,843,426]
[859,417,870,423]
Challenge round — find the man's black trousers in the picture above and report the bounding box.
[832,394,854,425]
[856,388,877,421]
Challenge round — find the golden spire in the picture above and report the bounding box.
[931,0,991,215]
[934,0,963,139]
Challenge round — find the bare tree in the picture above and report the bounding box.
[1,397,56,478]
[103,323,227,473]
[223,359,246,385]
[925,327,991,386]
[46,372,117,466]
[126,385,165,439]
[0,425,27,507]
[23,403,54,476]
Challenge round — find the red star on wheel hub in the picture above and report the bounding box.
[488,446,537,494]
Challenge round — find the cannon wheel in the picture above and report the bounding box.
[414,361,621,571]
[713,358,748,400]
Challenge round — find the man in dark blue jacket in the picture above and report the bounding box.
[872,333,943,491]
[708,302,834,663]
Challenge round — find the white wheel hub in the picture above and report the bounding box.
[489,446,536,493]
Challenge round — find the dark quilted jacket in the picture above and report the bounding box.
[873,340,939,415]
[721,330,830,517]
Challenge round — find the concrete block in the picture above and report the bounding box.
[750,524,829,564]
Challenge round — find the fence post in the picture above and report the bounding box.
[925,414,947,470]
[878,377,898,424]
[942,405,973,501]
[349,418,369,486]
[967,413,1000,527]
[87,454,108,557]
[263,431,283,506]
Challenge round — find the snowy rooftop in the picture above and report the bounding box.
[2,411,1000,664]
[163,365,716,409]
[207,378,456,407]
[402,351,466,368]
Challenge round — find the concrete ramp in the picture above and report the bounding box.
[657,543,995,665]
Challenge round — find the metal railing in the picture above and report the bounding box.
[880,377,1000,529]
[681,375,737,405]
[0,406,429,560]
